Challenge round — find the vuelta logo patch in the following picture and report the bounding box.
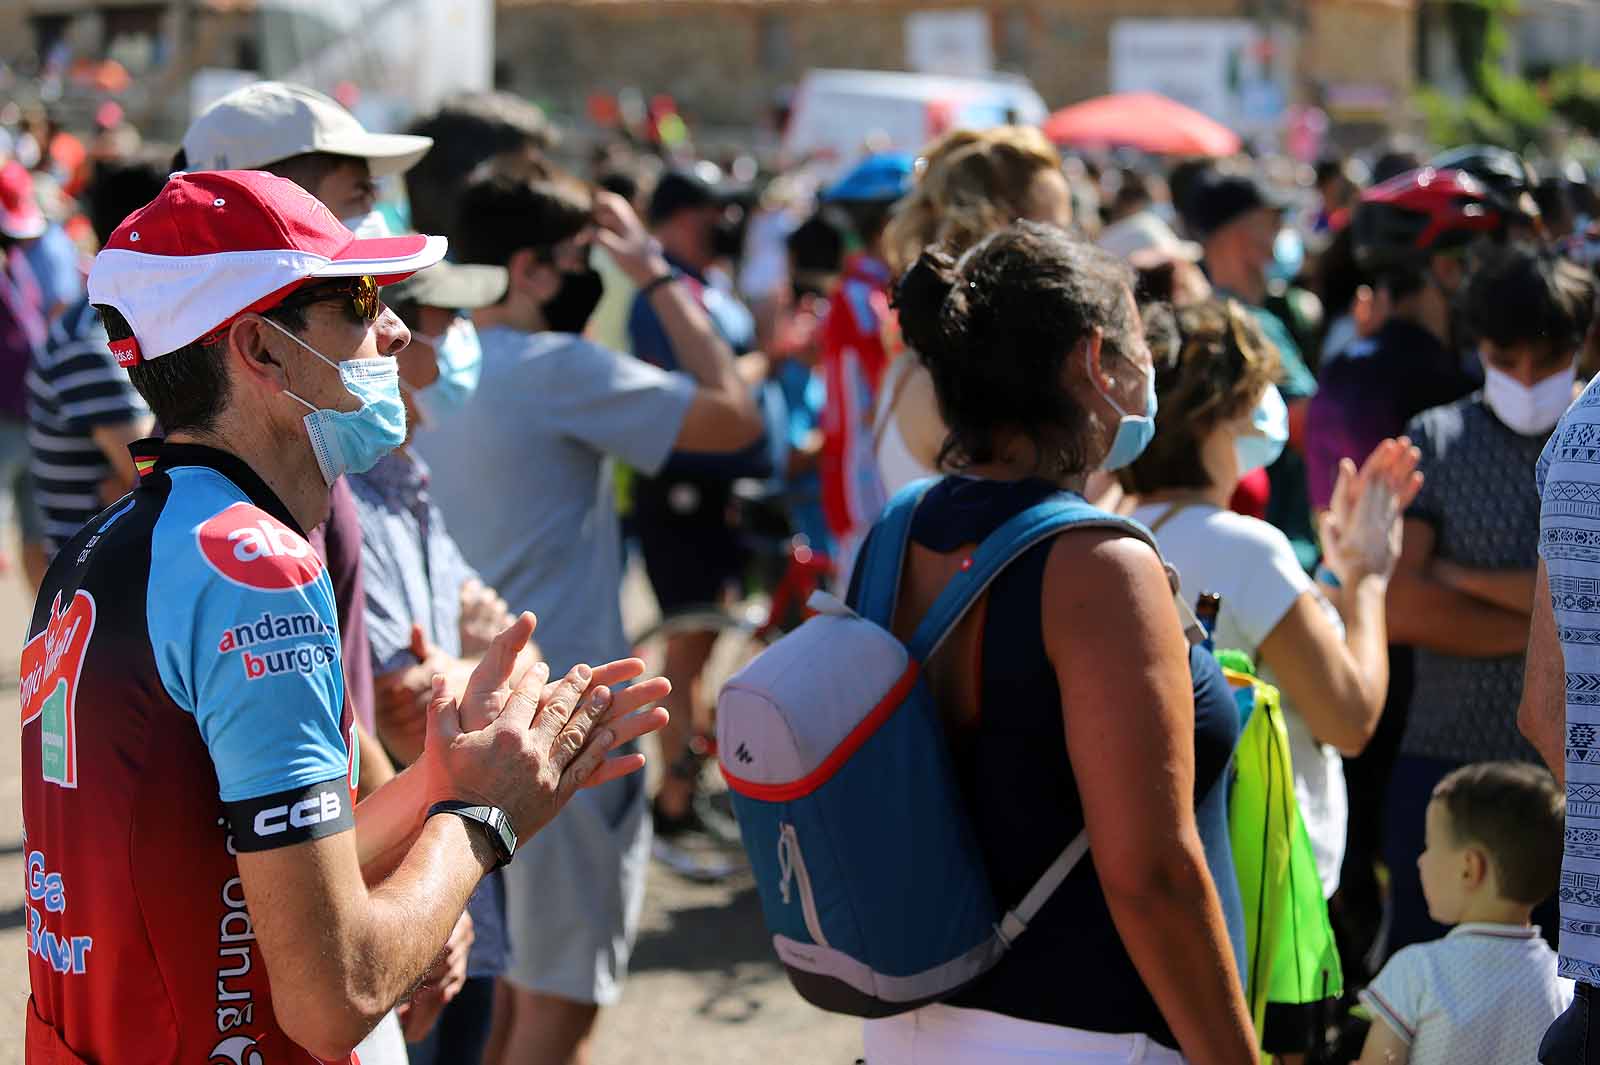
[197,503,323,591]
[19,589,97,789]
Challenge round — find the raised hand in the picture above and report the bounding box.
[421,612,671,842]
[1320,437,1423,584]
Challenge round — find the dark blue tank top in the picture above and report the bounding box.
[888,476,1242,1047]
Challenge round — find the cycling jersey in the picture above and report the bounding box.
[21,438,357,1065]
[818,253,893,578]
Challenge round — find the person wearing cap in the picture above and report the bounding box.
[345,261,513,1064]
[180,77,436,807]
[627,166,767,844]
[0,158,51,585]
[1189,167,1322,570]
[180,80,433,230]
[418,172,761,1065]
[21,169,668,1064]
[814,152,912,584]
[1097,210,1211,308]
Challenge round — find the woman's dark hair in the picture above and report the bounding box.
[892,221,1137,479]
[1465,245,1595,364]
[1119,299,1282,495]
[455,174,592,270]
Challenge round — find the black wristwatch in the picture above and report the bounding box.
[429,801,516,869]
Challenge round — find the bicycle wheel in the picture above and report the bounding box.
[629,607,774,754]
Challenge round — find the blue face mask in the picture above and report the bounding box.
[1090,352,1158,472]
[1235,383,1289,475]
[264,316,407,485]
[410,318,483,417]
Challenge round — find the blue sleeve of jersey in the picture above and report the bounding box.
[627,291,677,370]
[147,474,351,832]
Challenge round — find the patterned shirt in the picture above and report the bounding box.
[1359,923,1570,1064]
[1403,395,1546,763]
[26,298,149,554]
[1537,374,1600,983]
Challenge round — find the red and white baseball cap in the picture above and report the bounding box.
[0,161,46,241]
[87,169,445,365]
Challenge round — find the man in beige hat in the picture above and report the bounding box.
[180,81,433,227]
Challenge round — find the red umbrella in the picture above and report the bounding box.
[1043,92,1242,157]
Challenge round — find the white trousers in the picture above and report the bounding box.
[864,1004,1188,1064]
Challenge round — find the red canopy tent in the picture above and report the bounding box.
[1043,92,1242,158]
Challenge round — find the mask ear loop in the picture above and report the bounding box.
[256,313,343,414]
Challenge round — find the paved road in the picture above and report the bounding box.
[0,557,861,1063]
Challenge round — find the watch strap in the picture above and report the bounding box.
[428,800,516,869]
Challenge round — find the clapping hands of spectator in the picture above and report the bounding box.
[420,613,672,840]
[459,579,512,658]
[1320,437,1424,584]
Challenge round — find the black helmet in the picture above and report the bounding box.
[1427,145,1541,222]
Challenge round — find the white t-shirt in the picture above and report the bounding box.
[1130,501,1347,897]
[1360,924,1572,1065]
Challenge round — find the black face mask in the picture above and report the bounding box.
[542,267,605,334]
[711,215,745,259]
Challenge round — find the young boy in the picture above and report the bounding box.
[1358,761,1571,1064]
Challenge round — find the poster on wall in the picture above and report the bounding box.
[1110,19,1294,141]
[905,9,994,78]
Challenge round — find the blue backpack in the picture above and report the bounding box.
[717,480,1164,1016]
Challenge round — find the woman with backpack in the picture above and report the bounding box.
[857,222,1256,1063]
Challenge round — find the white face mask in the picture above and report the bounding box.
[342,209,390,239]
[1481,360,1577,437]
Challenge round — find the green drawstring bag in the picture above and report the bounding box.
[1219,653,1342,1060]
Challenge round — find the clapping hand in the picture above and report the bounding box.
[1320,437,1424,585]
[422,613,671,841]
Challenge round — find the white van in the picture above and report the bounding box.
[781,68,1048,180]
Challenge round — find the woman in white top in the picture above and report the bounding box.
[1123,300,1420,902]
[874,126,1075,497]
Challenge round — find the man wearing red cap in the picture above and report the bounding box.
[20,170,669,1064]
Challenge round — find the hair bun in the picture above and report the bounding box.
[894,248,965,363]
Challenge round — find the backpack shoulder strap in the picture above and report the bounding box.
[908,495,1158,949]
[854,477,939,628]
[906,494,1158,663]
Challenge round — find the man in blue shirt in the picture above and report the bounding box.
[628,169,765,841]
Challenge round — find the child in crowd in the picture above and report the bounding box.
[1358,761,1570,1064]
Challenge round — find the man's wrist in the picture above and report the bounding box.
[427,803,503,875]
[428,801,516,870]
[628,252,672,288]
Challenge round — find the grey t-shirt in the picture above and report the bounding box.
[413,326,695,675]
[1402,394,1546,763]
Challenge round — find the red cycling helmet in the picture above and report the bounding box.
[1351,166,1506,272]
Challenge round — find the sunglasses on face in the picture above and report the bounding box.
[273,274,382,324]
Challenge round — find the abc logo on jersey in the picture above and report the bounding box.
[196,503,323,591]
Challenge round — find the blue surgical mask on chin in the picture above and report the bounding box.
[410,318,483,417]
[263,316,407,485]
[1090,352,1158,472]
[1234,383,1289,475]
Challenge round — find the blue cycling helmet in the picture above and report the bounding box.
[822,153,915,203]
